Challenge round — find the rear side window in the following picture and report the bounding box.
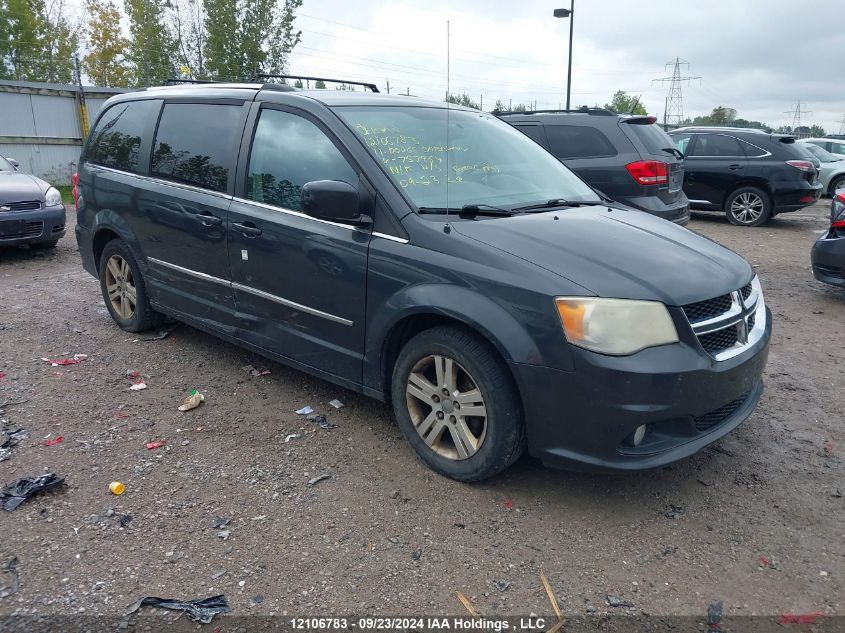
[544,124,617,159]
[87,100,158,173]
[829,142,845,156]
[246,109,357,212]
[513,125,549,148]
[687,134,744,157]
[739,139,767,157]
[626,122,674,155]
[151,103,242,192]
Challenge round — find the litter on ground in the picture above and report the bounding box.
[296,406,314,415]
[178,390,205,411]
[125,594,231,624]
[1,474,65,511]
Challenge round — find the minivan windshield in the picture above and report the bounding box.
[0,156,13,171]
[335,106,600,211]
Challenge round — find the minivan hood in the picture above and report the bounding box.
[451,205,752,306]
[0,171,48,203]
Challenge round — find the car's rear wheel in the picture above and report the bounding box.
[98,239,163,332]
[390,325,525,482]
[829,175,845,197]
[726,187,771,227]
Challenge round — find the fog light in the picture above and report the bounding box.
[632,424,647,446]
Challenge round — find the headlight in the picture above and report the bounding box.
[45,186,62,206]
[555,297,679,355]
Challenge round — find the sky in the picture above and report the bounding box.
[286,0,845,133]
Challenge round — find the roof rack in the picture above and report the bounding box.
[495,106,616,116]
[164,78,220,85]
[252,74,379,93]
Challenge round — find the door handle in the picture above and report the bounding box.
[728,164,744,171]
[232,221,262,237]
[193,212,223,226]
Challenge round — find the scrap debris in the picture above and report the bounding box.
[296,406,314,416]
[665,504,686,519]
[329,399,345,409]
[129,382,147,391]
[139,324,179,341]
[43,436,63,447]
[777,612,826,625]
[125,594,231,624]
[178,390,205,412]
[606,595,634,608]
[0,557,19,599]
[307,474,331,486]
[109,481,126,496]
[307,413,335,430]
[41,353,87,366]
[145,440,165,450]
[0,428,27,462]
[241,364,271,377]
[1,474,65,511]
[707,600,723,632]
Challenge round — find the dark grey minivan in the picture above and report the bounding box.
[75,82,771,481]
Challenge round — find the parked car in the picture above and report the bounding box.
[804,137,845,158]
[798,140,845,195]
[499,108,690,225]
[0,155,66,248]
[668,127,822,227]
[811,191,845,288]
[74,82,771,481]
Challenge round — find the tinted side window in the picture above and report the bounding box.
[87,100,158,173]
[246,109,356,212]
[829,142,845,156]
[514,125,548,148]
[739,139,767,157]
[627,122,674,154]
[544,124,617,159]
[688,134,744,157]
[151,103,242,192]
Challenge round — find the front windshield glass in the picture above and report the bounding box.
[335,106,600,210]
[0,156,13,171]
[802,143,839,162]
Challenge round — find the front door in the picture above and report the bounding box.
[138,100,248,335]
[683,133,748,208]
[228,105,371,382]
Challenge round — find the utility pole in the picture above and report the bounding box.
[652,57,700,129]
[480,94,483,110]
[73,53,90,137]
[784,99,811,135]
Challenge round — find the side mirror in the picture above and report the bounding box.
[6,157,18,170]
[301,180,371,226]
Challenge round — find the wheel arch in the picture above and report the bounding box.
[90,210,146,271]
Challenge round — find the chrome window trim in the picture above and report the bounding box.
[231,282,352,326]
[231,196,361,232]
[372,232,409,244]
[148,257,353,326]
[91,164,233,200]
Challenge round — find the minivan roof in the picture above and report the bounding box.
[671,126,770,134]
[134,83,474,110]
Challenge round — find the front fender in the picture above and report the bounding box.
[364,283,574,395]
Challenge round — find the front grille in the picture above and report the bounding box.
[0,220,42,238]
[740,283,752,301]
[694,392,749,431]
[682,294,732,323]
[0,200,41,211]
[747,313,756,330]
[698,326,739,355]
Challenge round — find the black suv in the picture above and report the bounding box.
[74,82,771,481]
[669,127,822,227]
[498,108,689,225]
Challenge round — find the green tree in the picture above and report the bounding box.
[40,0,78,83]
[293,78,303,88]
[83,0,131,87]
[204,0,301,81]
[314,79,326,89]
[809,124,826,137]
[604,90,647,115]
[445,92,480,110]
[2,0,48,79]
[169,0,206,78]
[492,99,506,112]
[125,0,178,86]
[709,106,737,124]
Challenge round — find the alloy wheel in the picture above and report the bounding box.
[105,254,137,320]
[730,192,764,224]
[405,354,487,460]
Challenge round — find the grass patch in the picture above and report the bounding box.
[55,185,74,205]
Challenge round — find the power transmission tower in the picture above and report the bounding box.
[784,99,811,133]
[838,115,845,135]
[652,57,700,128]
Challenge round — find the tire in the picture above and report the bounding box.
[725,186,772,227]
[390,325,525,482]
[30,240,58,249]
[829,175,845,197]
[98,239,163,332]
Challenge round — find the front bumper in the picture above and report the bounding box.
[0,204,66,245]
[811,231,845,288]
[510,307,772,471]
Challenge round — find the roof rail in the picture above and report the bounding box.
[494,106,616,117]
[164,78,220,85]
[253,74,379,93]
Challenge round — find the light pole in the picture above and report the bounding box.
[553,3,574,110]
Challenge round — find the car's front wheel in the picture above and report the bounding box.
[726,186,772,227]
[391,325,525,481]
[98,239,163,332]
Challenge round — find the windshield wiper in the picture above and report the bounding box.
[512,198,601,212]
[418,204,514,217]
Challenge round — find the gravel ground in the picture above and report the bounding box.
[0,202,842,621]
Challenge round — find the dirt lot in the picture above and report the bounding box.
[0,202,842,621]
